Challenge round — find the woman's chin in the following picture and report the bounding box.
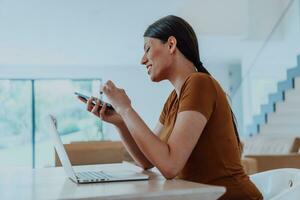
[149,74,156,82]
[149,74,161,82]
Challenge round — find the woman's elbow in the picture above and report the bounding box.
[135,161,154,170]
[160,166,179,179]
[162,172,177,180]
[141,165,154,170]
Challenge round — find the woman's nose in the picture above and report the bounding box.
[140,54,147,65]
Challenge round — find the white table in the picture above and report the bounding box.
[0,162,225,200]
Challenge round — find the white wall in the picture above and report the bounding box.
[0,0,184,67]
[1,0,299,137]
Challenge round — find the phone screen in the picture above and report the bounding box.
[74,92,90,101]
[74,92,114,110]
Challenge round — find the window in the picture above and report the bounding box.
[0,79,106,168]
[0,80,32,167]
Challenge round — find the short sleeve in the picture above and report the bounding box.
[159,91,176,125]
[178,74,217,120]
[159,103,167,125]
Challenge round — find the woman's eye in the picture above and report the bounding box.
[146,47,150,53]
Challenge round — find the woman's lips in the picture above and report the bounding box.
[147,65,152,74]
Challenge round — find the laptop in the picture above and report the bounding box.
[47,114,149,184]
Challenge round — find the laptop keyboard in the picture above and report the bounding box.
[76,171,113,181]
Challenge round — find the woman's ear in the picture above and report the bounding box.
[167,36,177,54]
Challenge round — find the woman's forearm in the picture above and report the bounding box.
[119,107,174,177]
[115,122,154,169]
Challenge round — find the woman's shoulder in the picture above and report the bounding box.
[166,90,177,102]
[187,72,213,82]
[183,72,216,90]
[181,72,226,99]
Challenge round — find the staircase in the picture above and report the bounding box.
[247,55,300,136]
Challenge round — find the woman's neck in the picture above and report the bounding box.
[168,60,197,97]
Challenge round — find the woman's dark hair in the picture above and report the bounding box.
[144,15,209,74]
[144,15,241,148]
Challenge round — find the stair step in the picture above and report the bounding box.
[287,66,300,80]
[246,124,259,135]
[260,123,300,135]
[294,76,300,90]
[258,131,300,137]
[275,101,300,113]
[267,112,300,124]
[284,89,300,102]
[277,79,293,92]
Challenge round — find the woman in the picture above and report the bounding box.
[80,15,262,200]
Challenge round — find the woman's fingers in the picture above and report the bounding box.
[106,80,116,88]
[99,103,107,119]
[91,99,101,116]
[102,80,117,94]
[102,84,110,94]
[86,97,95,112]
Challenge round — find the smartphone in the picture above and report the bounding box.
[74,92,114,110]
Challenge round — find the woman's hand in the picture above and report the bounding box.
[101,80,132,115]
[78,96,124,127]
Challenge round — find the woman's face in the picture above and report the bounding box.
[141,37,173,82]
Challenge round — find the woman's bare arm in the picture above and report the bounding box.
[119,107,206,179]
[115,121,164,169]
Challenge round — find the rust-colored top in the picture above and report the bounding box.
[159,73,262,200]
